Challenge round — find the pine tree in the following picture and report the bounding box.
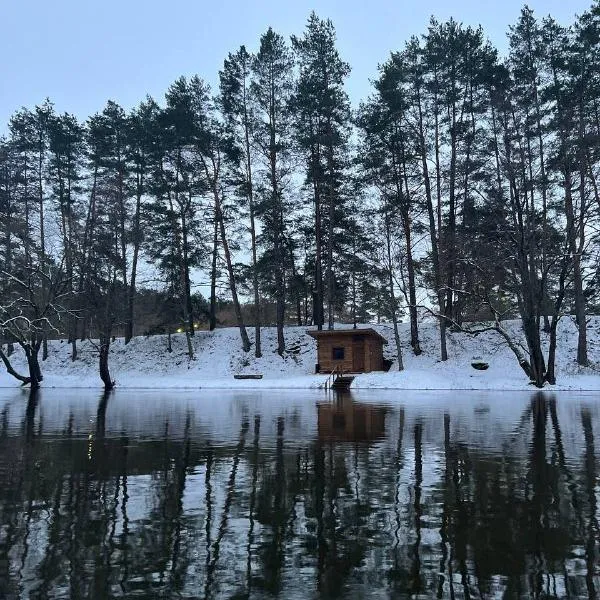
[84,107,130,385]
[47,111,84,359]
[186,75,251,352]
[219,45,263,356]
[423,20,496,328]
[292,13,352,330]
[7,110,38,272]
[252,28,294,355]
[144,80,206,358]
[358,53,422,356]
[125,97,158,343]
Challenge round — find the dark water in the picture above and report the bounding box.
[0,389,598,599]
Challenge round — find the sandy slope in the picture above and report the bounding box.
[1,317,600,390]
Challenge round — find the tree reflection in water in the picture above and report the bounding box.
[0,390,598,599]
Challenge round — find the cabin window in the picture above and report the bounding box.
[332,347,345,360]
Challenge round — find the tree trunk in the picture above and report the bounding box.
[99,337,114,391]
[545,258,569,385]
[36,123,48,367]
[57,152,78,363]
[416,87,446,360]
[563,170,587,365]
[545,316,559,385]
[274,191,285,351]
[276,293,285,356]
[290,246,303,327]
[325,121,336,332]
[24,344,41,390]
[399,160,421,356]
[573,252,587,365]
[125,272,137,343]
[213,185,251,353]
[522,315,546,388]
[535,78,551,335]
[267,84,286,356]
[181,212,195,337]
[32,342,43,383]
[209,212,218,331]
[309,122,324,331]
[125,181,143,345]
[117,156,129,338]
[243,75,261,358]
[251,229,262,358]
[385,212,404,371]
[445,99,458,327]
[351,238,357,330]
[404,229,421,356]
[568,50,587,364]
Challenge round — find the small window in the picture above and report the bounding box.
[332,347,345,360]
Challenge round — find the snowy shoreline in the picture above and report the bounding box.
[2,319,600,391]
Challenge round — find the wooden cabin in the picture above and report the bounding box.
[307,328,387,374]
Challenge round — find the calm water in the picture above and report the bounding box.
[0,388,598,599]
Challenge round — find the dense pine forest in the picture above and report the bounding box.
[2,5,600,389]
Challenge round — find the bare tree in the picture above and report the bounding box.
[0,265,72,388]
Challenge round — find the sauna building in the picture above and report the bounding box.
[307,328,388,374]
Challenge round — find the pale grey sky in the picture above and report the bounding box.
[1,0,593,126]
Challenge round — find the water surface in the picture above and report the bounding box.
[0,388,598,599]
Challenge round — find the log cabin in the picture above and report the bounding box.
[307,328,388,374]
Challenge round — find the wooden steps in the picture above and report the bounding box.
[323,367,356,391]
[332,375,355,390]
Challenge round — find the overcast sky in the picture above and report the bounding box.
[1,0,593,127]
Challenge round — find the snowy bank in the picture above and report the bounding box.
[1,318,600,391]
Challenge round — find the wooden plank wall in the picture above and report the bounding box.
[316,335,384,373]
[317,335,355,373]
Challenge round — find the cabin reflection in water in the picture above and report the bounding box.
[317,395,387,442]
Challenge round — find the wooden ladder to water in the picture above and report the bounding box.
[323,366,355,391]
[332,374,355,390]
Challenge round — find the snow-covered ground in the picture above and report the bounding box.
[1,317,600,390]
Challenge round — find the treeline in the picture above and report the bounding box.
[1,6,600,389]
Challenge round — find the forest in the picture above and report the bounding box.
[1,4,600,389]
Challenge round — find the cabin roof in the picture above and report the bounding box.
[307,328,388,344]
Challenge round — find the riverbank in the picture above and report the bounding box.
[1,318,600,390]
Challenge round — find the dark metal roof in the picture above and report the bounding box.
[306,328,388,344]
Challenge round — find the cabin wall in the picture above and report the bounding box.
[317,336,354,373]
[315,335,385,373]
[365,339,384,372]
